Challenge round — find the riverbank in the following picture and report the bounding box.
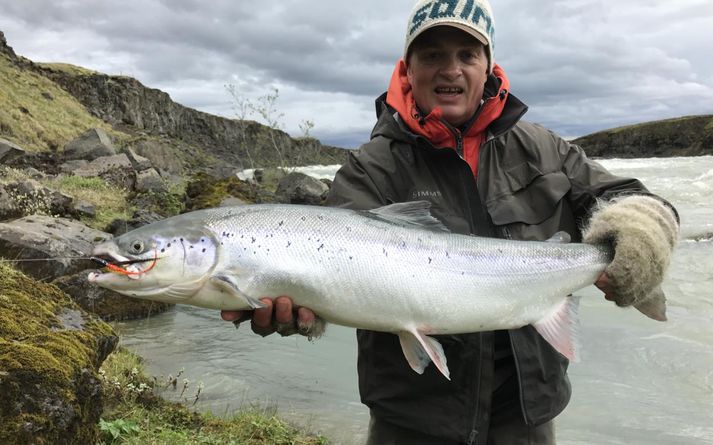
[98,347,327,445]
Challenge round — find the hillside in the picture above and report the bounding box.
[572,115,713,158]
[0,31,346,173]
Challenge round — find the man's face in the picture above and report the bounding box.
[407,26,489,127]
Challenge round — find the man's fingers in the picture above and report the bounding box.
[297,307,316,330]
[221,310,244,322]
[275,296,294,324]
[253,298,274,328]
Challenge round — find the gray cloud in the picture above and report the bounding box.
[1,0,711,147]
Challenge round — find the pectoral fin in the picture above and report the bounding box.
[634,285,667,322]
[397,329,450,380]
[210,274,266,309]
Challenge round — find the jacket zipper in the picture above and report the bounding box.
[466,335,485,445]
[509,333,531,425]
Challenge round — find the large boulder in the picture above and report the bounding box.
[63,128,116,161]
[0,216,110,281]
[0,263,118,444]
[275,171,329,205]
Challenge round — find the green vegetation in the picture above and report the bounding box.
[45,175,133,229]
[99,348,327,445]
[0,54,123,152]
[37,62,100,76]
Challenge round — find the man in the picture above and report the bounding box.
[222,0,679,443]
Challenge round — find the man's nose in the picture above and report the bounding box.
[439,55,462,79]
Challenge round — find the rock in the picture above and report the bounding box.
[53,271,173,321]
[0,216,111,281]
[73,200,96,218]
[105,209,164,236]
[59,159,89,174]
[63,128,116,161]
[73,153,135,190]
[132,139,184,174]
[219,196,247,207]
[275,172,329,205]
[122,147,153,171]
[0,263,118,445]
[0,138,25,163]
[23,167,46,179]
[135,168,167,193]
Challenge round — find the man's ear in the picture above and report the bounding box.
[406,61,414,85]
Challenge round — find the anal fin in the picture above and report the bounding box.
[397,329,450,380]
[210,274,265,309]
[533,296,581,362]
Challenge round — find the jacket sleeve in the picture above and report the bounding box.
[557,137,646,214]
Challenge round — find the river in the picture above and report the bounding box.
[115,156,713,445]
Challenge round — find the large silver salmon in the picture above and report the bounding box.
[88,202,665,379]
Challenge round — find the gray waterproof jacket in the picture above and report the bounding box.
[325,91,649,443]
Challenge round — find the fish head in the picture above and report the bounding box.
[88,219,219,303]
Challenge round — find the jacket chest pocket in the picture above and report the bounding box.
[484,162,572,240]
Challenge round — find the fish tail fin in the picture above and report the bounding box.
[398,329,450,380]
[633,285,667,322]
[533,296,581,362]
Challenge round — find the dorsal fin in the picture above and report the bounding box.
[367,201,450,232]
[546,231,572,243]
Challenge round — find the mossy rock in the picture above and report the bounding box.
[0,263,118,444]
[184,173,276,211]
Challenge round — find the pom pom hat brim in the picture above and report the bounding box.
[404,0,495,74]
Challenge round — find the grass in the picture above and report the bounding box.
[0,54,125,152]
[99,348,328,445]
[43,175,133,229]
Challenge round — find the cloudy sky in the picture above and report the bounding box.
[1,0,712,148]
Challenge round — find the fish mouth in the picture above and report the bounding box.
[88,245,155,281]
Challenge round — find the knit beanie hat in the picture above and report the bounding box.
[404,0,495,74]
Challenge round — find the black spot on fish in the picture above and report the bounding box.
[383,248,388,257]
[346,226,351,232]
[445,251,450,258]
[349,256,353,260]
[202,248,206,253]
[286,241,292,248]
[167,243,172,248]
[201,239,205,243]
[180,238,184,242]
[279,220,284,226]
[189,245,194,249]
[301,216,306,221]
[317,244,324,251]
[428,257,432,264]
[161,248,165,253]
[318,215,324,220]
[251,237,256,243]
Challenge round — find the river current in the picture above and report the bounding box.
[117,156,713,445]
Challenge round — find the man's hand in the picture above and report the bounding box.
[594,272,616,302]
[583,195,679,307]
[220,296,325,338]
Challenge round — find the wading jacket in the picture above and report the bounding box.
[325,86,649,443]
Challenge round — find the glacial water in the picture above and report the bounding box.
[116,156,713,444]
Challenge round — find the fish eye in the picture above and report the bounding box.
[129,240,145,254]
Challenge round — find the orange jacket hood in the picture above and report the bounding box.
[385,59,511,176]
